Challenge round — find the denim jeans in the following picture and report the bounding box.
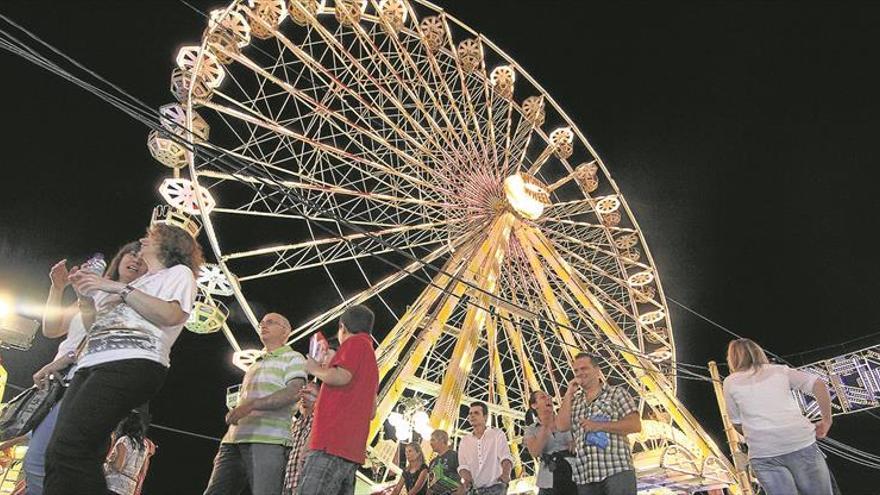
[203,443,290,495]
[43,359,167,495]
[750,443,833,495]
[576,470,637,495]
[296,450,358,495]
[23,400,63,495]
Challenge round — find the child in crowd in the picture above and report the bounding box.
[105,408,156,495]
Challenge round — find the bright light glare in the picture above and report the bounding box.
[0,298,11,319]
[504,174,547,220]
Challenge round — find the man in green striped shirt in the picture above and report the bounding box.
[204,313,307,495]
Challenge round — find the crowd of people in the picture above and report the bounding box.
[18,223,838,495]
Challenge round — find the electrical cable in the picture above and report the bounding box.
[2,382,222,443]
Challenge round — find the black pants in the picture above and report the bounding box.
[44,359,167,495]
[538,452,578,495]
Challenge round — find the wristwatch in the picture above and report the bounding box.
[119,284,135,301]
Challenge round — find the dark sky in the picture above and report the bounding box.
[1,1,880,493]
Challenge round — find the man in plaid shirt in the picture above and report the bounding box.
[557,353,641,495]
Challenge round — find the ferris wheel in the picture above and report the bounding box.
[147,0,739,491]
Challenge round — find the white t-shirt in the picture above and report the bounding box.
[78,265,196,369]
[54,312,87,360]
[457,427,514,489]
[54,312,88,378]
[723,364,819,458]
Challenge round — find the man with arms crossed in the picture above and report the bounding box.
[204,312,307,495]
[557,353,641,495]
[297,305,379,495]
[457,402,513,495]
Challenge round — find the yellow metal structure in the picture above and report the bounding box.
[709,361,754,495]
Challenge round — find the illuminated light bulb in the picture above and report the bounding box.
[388,412,405,429]
[395,422,412,443]
[415,423,433,441]
[413,410,429,428]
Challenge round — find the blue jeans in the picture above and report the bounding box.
[204,443,290,495]
[750,443,833,495]
[23,400,63,495]
[296,450,358,495]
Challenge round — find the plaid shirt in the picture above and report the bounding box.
[569,384,637,483]
[282,412,313,495]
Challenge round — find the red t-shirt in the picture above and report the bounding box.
[309,332,379,464]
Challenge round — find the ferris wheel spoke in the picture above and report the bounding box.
[199,92,437,198]
[504,110,537,178]
[263,8,459,157]
[546,243,663,331]
[420,14,498,165]
[210,206,421,228]
[537,231,639,296]
[224,219,451,262]
[513,237,582,358]
[333,17,477,157]
[543,216,641,237]
[403,9,495,162]
[287,238,461,344]
[346,14,488,164]
[197,106,435,213]
[213,46,441,188]
[543,225,655,276]
[231,231,448,283]
[196,167,448,228]
[543,197,603,219]
[198,165,446,215]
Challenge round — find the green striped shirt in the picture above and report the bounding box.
[223,345,307,446]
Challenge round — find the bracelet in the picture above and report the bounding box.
[119,284,135,301]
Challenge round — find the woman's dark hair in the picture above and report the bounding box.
[150,224,204,272]
[524,408,538,426]
[528,390,541,407]
[526,390,546,426]
[115,407,150,451]
[104,241,142,282]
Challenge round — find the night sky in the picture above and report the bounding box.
[2,1,880,493]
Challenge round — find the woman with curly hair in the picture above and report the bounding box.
[44,224,202,495]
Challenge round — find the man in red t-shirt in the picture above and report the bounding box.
[297,305,379,495]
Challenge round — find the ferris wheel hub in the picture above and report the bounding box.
[503,172,551,220]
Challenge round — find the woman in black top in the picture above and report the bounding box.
[391,442,428,495]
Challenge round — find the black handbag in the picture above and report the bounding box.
[0,379,65,441]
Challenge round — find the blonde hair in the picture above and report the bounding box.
[727,338,770,373]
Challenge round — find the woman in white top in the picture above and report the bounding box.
[105,408,156,495]
[25,242,146,495]
[44,224,201,495]
[722,338,834,495]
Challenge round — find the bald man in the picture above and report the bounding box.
[204,313,307,495]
